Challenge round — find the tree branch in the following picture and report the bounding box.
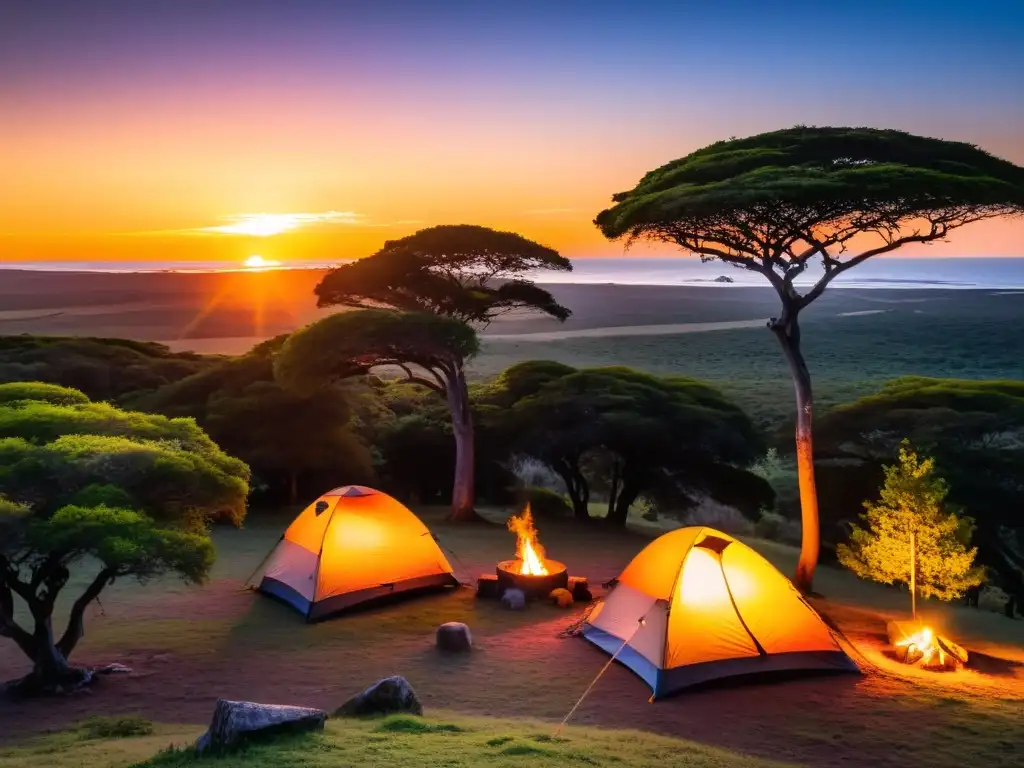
[57,567,114,659]
[396,363,446,394]
[797,223,949,309]
[0,573,36,659]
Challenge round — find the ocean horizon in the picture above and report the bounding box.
[2,256,1024,291]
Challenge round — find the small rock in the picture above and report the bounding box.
[335,675,422,717]
[549,588,574,608]
[95,663,132,675]
[436,622,472,653]
[500,588,526,610]
[195,699,326,754]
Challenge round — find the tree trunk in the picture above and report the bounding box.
[2,564,116,695]
[606,460,620,519]
[555,461,591,522]
[606,477,640,527]
[288,469,299,505]
[445,363,480,522]
[770,310,820,593]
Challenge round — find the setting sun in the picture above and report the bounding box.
[243,254,280,269]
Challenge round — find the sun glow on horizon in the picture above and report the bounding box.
[202,211,361,237]
[243,254,280,269]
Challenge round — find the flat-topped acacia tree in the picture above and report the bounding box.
[298,225,572,521]
[595,126,1024,591]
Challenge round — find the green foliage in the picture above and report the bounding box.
[27,505,215,584]
[0,382,90,407]
[314,224,573,323]
[837,442,983,601]
[0,336,213,403]
[485,362,769,522]
[133,343,372,503]
[596,126,1024,243]
[276,310,480,394]
[520,486,573,518]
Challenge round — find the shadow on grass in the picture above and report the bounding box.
[965,649,1023,678]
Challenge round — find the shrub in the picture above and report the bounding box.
[520,486,573,518]
[678,497,754,536]
[754,510,802,544]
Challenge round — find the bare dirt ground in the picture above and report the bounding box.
[1,511,1021,768]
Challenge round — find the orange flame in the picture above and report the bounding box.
[507,505,549,576]
[895,627,946,667]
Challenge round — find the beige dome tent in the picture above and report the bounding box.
[583,526,857,697]
[257,486,458,621]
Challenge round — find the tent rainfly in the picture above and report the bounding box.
[583,526,858,697]
[257,486,458,621]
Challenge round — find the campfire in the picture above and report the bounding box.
[887,621,968,671]
[508,506,550,576]
[494,505,569,598]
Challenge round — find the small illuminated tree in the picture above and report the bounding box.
[837,441,983,615]
[595,126,1024,591]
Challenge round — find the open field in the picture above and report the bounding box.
[1,268,1022,425]
[2,509,1021,768]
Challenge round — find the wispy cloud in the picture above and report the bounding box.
[196,211,363,236]
[125,212,421,237]
[523,207,577,216]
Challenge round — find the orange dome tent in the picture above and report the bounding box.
[582,527,858,697]
[257,486,458,621]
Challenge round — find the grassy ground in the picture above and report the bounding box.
[0,713,794,768]
[1,509,1022,768]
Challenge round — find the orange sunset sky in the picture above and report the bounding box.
[2,2,1023,265]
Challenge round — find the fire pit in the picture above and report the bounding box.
[496,557,569,598]
[476,505,587,602]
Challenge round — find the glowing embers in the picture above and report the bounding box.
[887,621,968,671]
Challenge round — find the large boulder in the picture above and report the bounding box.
[195,699,326,754]
[335,675,422,717]
[436,622,473,653]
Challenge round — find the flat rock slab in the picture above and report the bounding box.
[195,699,326,753]
[336,675,422,717]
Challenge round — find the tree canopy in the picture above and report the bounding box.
[484,361,771,524]
[314,224,573,323]
[275,309,479,395]
[596,126,1024,298]
[0,383,249,692]
[0,336,214,403]
[131,340,373,503]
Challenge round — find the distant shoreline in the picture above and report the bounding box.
[1,265,1023,292]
